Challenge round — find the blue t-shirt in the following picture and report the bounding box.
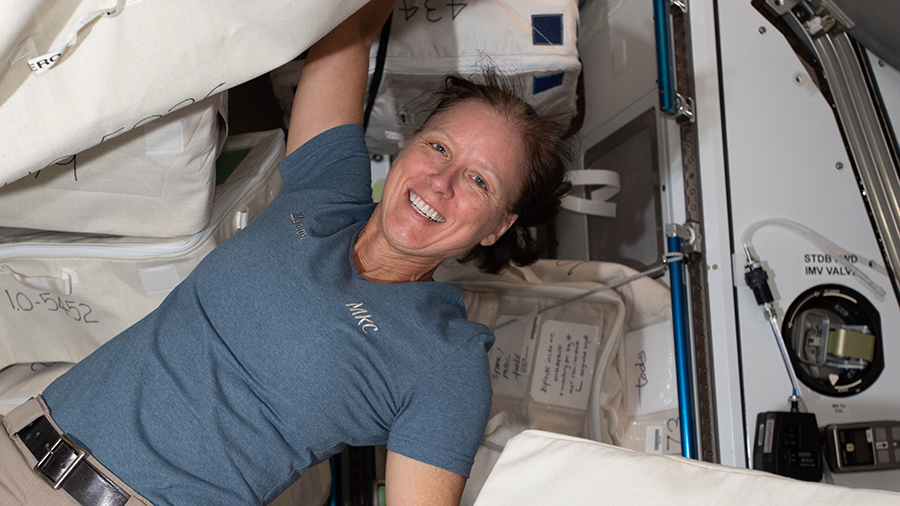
[43,125,494,506]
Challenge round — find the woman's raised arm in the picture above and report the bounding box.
[385,450,467,506]
[285,0,396,155]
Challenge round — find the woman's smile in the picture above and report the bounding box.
[408,189,446,223]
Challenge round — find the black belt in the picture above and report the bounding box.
[15,416,131,506]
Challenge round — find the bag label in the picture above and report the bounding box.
[489,315,538,399]
[530,320,600,410]
[625,320,678,415]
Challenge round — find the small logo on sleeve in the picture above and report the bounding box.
[291,213,307,239]
[346,303,379,334]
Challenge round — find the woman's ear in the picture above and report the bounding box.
[480,212,519,247]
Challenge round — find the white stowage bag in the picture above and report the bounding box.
[474,430,900,506]
[0,93,227,238]
[0,0,47,82]
[367,0,581,154]
[0,0,367,186]
[270,0,582,154]
[0,129,284,372]
[435,259,679,505]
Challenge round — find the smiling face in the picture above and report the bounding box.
[363,99,526,269]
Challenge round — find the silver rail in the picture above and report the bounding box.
[814,31,900,301]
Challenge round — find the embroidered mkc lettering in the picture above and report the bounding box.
[291,212,307,239]
[345,303,379,334]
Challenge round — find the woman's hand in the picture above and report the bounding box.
[385,451,467,506]
[285,0,396,155]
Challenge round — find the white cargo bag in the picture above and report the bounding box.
[0,93,227,238]
[435,260,678,505]
[474,430,900,506]
[0,0,366,186]
[0,129,284,371]
[364,0,581,154]
[0,1,46,83]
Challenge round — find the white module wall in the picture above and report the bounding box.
[556,0,684,264]
[713,0,900,492]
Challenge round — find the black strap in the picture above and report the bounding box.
[17,416,130,506]
[363,12,393,132]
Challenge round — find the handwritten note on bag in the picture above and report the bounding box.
[489,315,538,399]
[530,320,600,410]
[624,320,677,416]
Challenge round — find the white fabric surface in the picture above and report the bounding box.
[0,0,47,81]
[437,260,677,504]
[439,260,674,446]
[474,430,900,505]
[0,129,284,371]
[0,93,227,238]
[0,0,365,185]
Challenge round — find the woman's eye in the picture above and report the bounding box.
[472,175,487,189]
[431,142,446,155]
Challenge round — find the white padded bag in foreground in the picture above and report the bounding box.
[0,93,227,238]
[0,0,366,186]
[363,0,581,154]
[474,430,900,505]
[0,129,284,372]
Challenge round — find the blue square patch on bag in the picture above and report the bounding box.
[533,72,565,94]
[532,14,564,46]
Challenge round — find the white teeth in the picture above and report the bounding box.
[408,191,446,223]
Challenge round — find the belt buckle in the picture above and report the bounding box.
[34,433,87,490]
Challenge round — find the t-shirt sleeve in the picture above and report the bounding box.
[387,335,493,478]
[276,124,373,204]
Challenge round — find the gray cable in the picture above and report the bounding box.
[492,253,683,331]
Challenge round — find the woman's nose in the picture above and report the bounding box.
[428,167,455,198]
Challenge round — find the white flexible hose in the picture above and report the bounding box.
[741,218,887,299]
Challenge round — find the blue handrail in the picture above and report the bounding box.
[667,235,698,459]
[653,0,678,116]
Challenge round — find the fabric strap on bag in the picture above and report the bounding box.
[26,0,138,75]
[560,169,621,218]
[0,265,72,295]
[364,12,393,132]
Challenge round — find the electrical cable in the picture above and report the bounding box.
[743,254,807,412]
[492,253,682,332]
